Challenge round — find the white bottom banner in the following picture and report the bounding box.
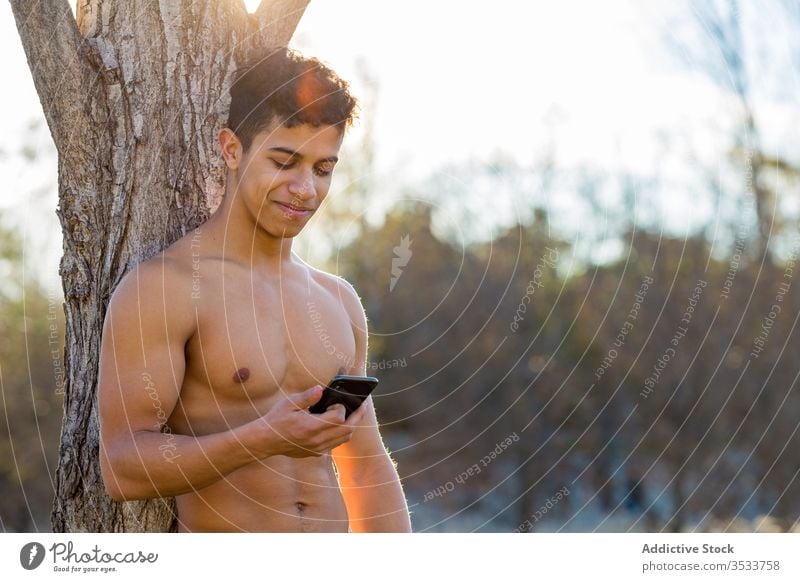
[2,533,798,581]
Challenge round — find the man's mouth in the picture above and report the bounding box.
[275,201,315,218]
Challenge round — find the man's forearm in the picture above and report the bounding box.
[102,423,263,501]
[339,455,412,532]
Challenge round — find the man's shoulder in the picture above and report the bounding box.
[300,262,366,328]
[302,262,361,304]
[107,238,200,323]
[115,251,191,297]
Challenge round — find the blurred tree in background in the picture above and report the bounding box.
[0,217,63,531]
[330,203,799,532]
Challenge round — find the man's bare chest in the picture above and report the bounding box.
[175,274,357,430]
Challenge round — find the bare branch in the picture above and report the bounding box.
[9,0,94,150]
[254,0,311,47]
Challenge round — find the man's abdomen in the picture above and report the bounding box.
[175,455,349,532]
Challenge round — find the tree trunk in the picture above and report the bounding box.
[10,0,310,532]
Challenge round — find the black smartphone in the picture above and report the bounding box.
[308,375,379,418]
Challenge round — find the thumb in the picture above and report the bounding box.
[288,385,324,409]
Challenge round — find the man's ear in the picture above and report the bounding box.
[218,128,243,170]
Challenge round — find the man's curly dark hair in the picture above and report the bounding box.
[227,46,359,151]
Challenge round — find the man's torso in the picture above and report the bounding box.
[159,231,357,532]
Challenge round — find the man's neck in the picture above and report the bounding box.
[204,191,295,271]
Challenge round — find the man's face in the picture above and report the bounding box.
[227,120,344,239]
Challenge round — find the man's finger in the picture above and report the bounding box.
[317,403,347,424]
[326,403,346,414]
[288,385,323,409]
[345,400,368,426]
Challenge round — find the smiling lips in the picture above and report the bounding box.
[275,200,314,218]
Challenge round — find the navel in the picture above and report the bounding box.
[233,367,250,383]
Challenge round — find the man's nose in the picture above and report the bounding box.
[288,169,316,199]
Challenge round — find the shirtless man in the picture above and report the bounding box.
[97,48,412,533]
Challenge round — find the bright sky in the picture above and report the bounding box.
[291,1,711,174]
[1,0,797,287]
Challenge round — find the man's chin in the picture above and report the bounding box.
[255,214,312,239]
[264,223,307,239]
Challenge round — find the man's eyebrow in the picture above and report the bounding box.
[267,147,338,163]
[267,147,300,157]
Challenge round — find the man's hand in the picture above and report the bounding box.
[246,385,368,459]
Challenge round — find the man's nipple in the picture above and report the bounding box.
[233,367,250,383]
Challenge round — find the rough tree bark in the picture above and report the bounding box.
[10,0,310,532]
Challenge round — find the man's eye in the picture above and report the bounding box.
[272,160,295,170]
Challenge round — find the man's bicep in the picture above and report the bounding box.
[339,278,368,376]
[332,397,388,467]
[333,278,391,462]
[98,268,188,451]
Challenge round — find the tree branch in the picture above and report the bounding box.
[254,0,311,47]
[9,0,94,150]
